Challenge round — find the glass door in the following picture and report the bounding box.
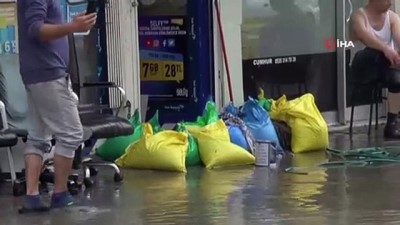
[241,0,339,125]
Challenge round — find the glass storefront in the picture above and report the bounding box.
[241,0,338,113]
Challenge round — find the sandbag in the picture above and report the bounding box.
[221,104,256,154]
[227,125,250,151]
[196,132,255,169]
[272,120,292,151]
[270,94,329,153]
[185,101,219,127]
[96,110,162,161]
[241,98,283,152]
[223,102,240,116]
[257,88,272,111]
[186,119,230,141]
[176,123,202,167]
[148,110,162,133]
[115,123,188,172]
[96,110,143,161]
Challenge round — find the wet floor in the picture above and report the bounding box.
[2,125,400,225]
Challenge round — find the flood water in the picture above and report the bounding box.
[1,128,400,225]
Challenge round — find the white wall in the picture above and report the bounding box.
[218,0,245,106]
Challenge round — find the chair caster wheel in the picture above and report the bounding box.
[114,173,123,183]
[68,183,80,196]
[89,167,98,177]
[67,180,81,195]
[13,180,26,197]
[83,178,94,188]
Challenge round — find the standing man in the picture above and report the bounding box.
[17,0,96,213]
[350,0,400,138]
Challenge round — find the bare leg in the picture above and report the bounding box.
[53,154,73,194]
[384,92,400,138]
[387,92,400,114]
[25,154,43,196]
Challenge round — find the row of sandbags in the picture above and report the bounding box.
[95,92,329,172]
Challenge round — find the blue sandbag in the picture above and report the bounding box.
[241,97,283,152]
[227,125,250,151]
[224,102,240,116]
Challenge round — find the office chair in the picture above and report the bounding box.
[0,100,18,192]
[11,34,134,196]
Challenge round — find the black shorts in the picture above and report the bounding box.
[351,47,400,93]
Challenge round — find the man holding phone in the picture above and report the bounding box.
[17,0,96,213]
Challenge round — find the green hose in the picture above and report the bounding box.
[285,146,400,175]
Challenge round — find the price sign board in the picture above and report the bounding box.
[139,16,189,98]
[140,51,184,81]
[0,2,17,55]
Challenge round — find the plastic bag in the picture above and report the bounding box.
[269,94,329,153]
[116,123,188,172]
[185,101,219,127]
[186,119,230,141]
[227,125,250,152]
[257,88,272,111]
[148,110,162,133]
[96,110,143,161]
[196,132,255,169]
[176,123,202,167]
[241,97,283,152]
[223,102,240,116]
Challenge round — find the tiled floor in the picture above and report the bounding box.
[1,125,400,225]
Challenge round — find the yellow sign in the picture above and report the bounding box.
[140,59,184,81]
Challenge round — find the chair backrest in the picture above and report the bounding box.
[67,34,81,97]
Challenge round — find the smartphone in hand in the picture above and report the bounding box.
[86,0,98,15]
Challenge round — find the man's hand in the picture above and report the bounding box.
[383,46,400,65]
[70,12,97,33]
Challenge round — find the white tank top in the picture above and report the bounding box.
[361,8,394,49]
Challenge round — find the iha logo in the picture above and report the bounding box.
[324,38,355,50]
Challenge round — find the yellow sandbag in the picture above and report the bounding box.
[186,119,230,141]
[270,94,328,153]
[196,132,255,169]
[115,123,188,172]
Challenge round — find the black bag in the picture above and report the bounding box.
[272,120,291,151]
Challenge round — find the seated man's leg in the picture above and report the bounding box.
[25,76,83,208]
[385,89,400,138]
[19,91,52,213]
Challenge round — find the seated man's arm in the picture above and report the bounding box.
[350,10,389,52]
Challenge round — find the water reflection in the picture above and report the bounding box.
[6,147,400,224]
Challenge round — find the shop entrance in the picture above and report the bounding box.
[241,0,339,125]
[137,0,215,124]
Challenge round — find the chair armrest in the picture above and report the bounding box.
[81,82,127,116]
[82,82,116,88]
[0,101,8,131]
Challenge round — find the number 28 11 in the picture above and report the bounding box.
[165,64,182,77]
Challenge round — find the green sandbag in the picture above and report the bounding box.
[257,88,272,111]
[177,123,202,166]
[96,110,143,162]
[148,110,162,133]
[185,101,219,127]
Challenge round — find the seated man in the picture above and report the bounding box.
[350,0,400,138]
